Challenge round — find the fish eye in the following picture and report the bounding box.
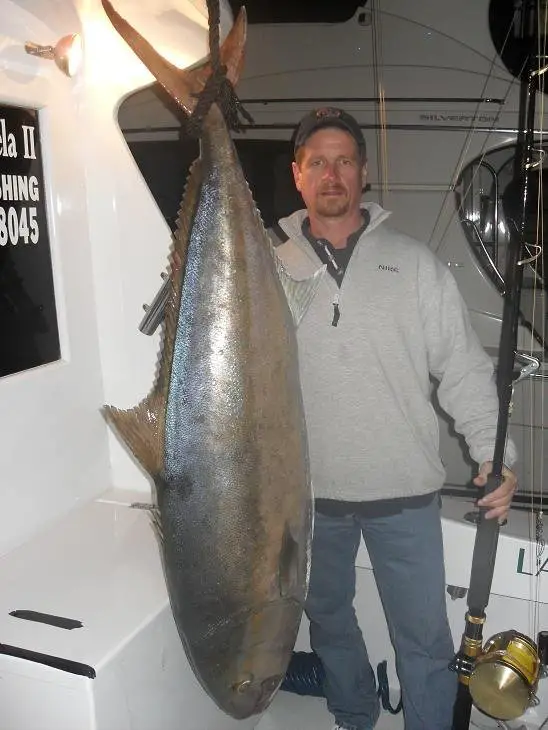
[233,676,254,693]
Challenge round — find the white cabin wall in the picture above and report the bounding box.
[0,0,109,557]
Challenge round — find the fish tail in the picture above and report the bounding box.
[101,0,247,116]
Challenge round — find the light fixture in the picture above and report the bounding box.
[24,33,83,77]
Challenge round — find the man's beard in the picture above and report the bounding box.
[315,187,350,217]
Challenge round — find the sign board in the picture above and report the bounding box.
[0,104,60,377]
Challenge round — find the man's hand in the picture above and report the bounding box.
[474,461,517,522]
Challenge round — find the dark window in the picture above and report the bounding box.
[127,136,302,231]
[128,139,198,232]
[228,0,366,24]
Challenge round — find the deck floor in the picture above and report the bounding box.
[256,692,522,730]
[257,692,404,730]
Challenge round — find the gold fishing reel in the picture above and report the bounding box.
[469,630,540,720]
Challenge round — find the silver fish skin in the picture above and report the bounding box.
[101,1,323,719]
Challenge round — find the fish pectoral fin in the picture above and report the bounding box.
[149,506,164,546]
[278,523,300,599]
[130,502,164,546]
[102,393,163,476]
[275,259,327,328]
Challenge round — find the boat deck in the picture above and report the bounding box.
[258,692,404,730]
[259,692,520,729]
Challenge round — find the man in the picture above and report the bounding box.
[272,107,517,730]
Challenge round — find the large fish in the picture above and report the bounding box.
[101,1,323,720]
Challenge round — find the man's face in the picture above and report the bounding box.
[292,127,367,219]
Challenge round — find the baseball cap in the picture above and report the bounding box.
[293,107,366,156]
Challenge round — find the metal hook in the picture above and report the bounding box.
[518,243,543,265]
[526,147,546,169]
[514,352,541,384]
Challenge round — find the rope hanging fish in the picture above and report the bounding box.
[186,0,253,137]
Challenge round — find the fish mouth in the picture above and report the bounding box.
[190,598,302,719]
[224,599,301,717]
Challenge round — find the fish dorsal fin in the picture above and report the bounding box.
[102,393,163,476]
[148,505,164,548]
[275,256,326,328]
[172,158,203,266]
[103,162,202,474]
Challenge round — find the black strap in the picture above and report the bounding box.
[270,222,289,246]
[377,660,403,715]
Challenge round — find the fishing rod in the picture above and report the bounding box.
[451,2,546,727]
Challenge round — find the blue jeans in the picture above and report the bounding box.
[306,495,457,730]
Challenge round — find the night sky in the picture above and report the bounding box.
[228,0,365,24]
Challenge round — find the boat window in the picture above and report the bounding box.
[455,145,547,346]
[228,0,367,24]
[119,85,303,230]
[126,135,300,231]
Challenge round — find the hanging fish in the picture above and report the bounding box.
[101,1,323,719]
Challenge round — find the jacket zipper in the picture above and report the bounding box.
[316,243,344,327]
[298,235,347,327]
[332,292,340,327]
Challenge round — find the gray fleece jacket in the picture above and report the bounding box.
[274,203,517,502]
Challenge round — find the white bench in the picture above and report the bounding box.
[0,488,256,730]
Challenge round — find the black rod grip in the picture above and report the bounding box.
[452,680,473,730]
